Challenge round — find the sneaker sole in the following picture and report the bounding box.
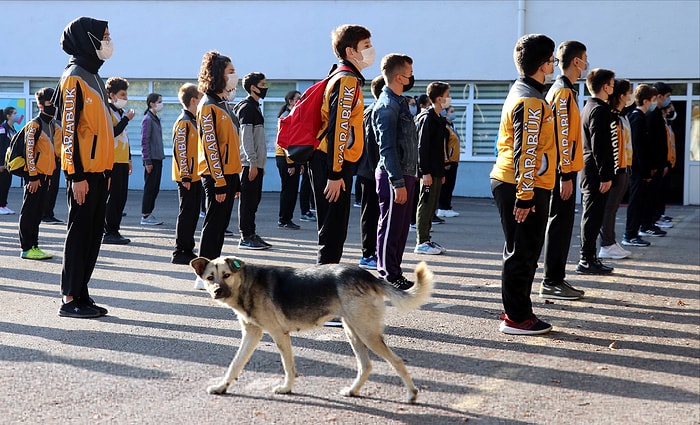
[638,233,665,237]
[621,242,650,247]
[598,254,628,259]
[539,293,583,300]
[58,310,101,319]
[499,322,552,335]
[358,264,377,270]
[413,251,442,255]
[238,246,270,250]
[575,268,613,275]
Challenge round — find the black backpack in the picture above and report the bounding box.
[4,117,42,178]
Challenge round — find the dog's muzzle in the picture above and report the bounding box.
[212,284,224,299]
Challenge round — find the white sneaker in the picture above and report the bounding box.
[193,277,206,290]
[414,242,442,255]
[0,206,15,215]
[655,220,673,228]
[430,241,447,253]
[140,215,163,225]
[436,209,459,218]
[614,242,631,257]
[599,244,628,259]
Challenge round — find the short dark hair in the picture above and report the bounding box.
[370,75,385,100]
[331,24,371,60]
[178,83,200,108]
[427,81,450,103]
[654,82,672,96]
[3,106,16,121]
[513,34,555,76]
[634,84,658,106]
[35,87,55,104]
[380,53,412,83]
[609,79,631,110]
[198,50,232,95]
[557,40,587,69]
[242,72,266,94]
[106,76,129,95]
[586,68,615,94]
[417,94,430,110]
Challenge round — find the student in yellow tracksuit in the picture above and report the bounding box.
[54,16,115,319]
[194,51,242,291]
[489,34,557,336]
[540,41,587,300]
[19,88,60,261]
[309,24,371,267]
[171,83,202,265]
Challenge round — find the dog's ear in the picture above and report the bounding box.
[190,257,210,276]
[224,257,244,273]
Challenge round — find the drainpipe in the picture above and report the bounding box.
[517,0,526,37]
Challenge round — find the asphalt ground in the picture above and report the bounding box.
[0,186,698,424]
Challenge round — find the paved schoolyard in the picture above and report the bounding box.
[0,187,698,424]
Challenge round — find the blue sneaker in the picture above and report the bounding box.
[359,255,377,270]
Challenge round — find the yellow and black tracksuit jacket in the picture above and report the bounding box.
[172,109,200,183]
[612,111,630,173]
[24,115,60,180]
[545,76,583,181]
[445,123,460,163]
[197,93,242,193]
[317,61,365,179]
[490,76,556,208]
[110,105,131,164]
[54,64,114,181]
[666,122,676,168]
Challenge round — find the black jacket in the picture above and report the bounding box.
[646,107,670,170]
[416,106,446,178]
[580,97,615,188]
[628,108,653,179]
[357,102,379,181]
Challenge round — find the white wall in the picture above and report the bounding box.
[3,1,699,81]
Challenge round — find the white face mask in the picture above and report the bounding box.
[357,46,375,69]
[154,102,164,112]
[113,98,127,109]
[544,71,554,85]
[96,39,114,60]
[625,96,635,108]
[441,96,452,109]
[226,88,237,102]
[225,72,238,92]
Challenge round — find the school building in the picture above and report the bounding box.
[2,1,699,204]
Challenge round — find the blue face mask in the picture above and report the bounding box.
[661,96,672,108]
[648,100,657,112]
[409,105,417,116]
[448,113,457,121]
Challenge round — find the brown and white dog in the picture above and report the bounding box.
[190,256,433,403]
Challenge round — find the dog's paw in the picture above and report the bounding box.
[206,382,229,395]
[406,388,418,404]
[273,385,292,394]
[340,387,359,397]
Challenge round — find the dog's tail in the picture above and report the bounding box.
[385,261,433,312]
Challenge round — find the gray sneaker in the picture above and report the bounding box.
[140,215,163,225]
[539,280,584,300]
[238,236,269,250]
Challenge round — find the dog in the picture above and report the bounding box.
[190,256,433,403]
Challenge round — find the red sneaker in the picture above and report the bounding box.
[499,313,552,335]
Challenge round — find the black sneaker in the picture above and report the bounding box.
[388,275,414,290]
[238,236,269,250]
[171,250,197,265]
[621,237,651,247]
[224,228,235,237]
[83,298,108,316]
[42,216,64,225]
[59,299,101,318]
[638,227,666,237]
[431,215,445,225]
[253,234,272,247]
[278,221,300,230]
[539,280,584,300]
[103,232,131,245]
[576,258,613,275]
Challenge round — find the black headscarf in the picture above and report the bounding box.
[61,16,108,74]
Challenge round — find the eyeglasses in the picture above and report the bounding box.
[546,58,560,66]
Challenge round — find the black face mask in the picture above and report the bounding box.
[43,105,57,118]
[255,86,268,99]
[403,75,415,92]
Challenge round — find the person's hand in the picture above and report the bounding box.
[215,193,226,203]
[107,177,111,191]
[248,166,258,181]
[422,174,433,187]
[394,186,407,205]
[128,160,133,175]
[441,176,446,184]
[513,205,535,223]
[125,108,135,120]
[72,180,89,205]
[287,167,296,176]
[324,178,345,202]
[663,166,669,177]
[145,164,153,174]
[26,179,40,194]
[0,165,5,172]
[183,181,191,190]
[599,180,612,194]
[560,179,573,201]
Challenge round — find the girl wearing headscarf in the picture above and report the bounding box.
[53,16,115,319]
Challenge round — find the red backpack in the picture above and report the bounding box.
[276,65,353,164]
